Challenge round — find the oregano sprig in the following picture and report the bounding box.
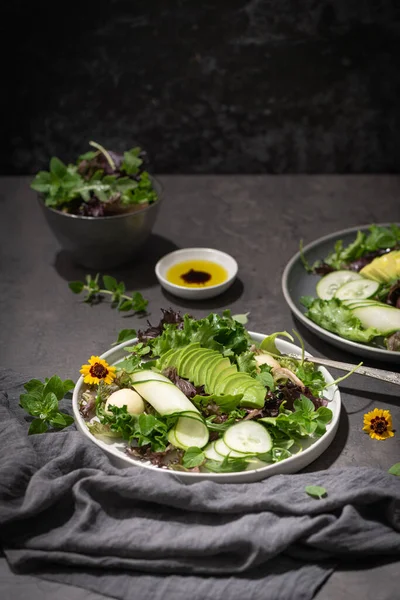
[20,376,75,434]
[69,274,148,314]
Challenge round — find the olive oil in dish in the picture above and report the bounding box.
[166,260,228,288]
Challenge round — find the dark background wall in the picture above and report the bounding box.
[4,0,400,174]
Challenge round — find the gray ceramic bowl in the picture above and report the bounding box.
[38,177,162,269]
[282,223,400,364]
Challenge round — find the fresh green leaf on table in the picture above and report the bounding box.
[68,274,148,315]
[388,463,400,476]
[305,485,327,499]
[20,376,75,434]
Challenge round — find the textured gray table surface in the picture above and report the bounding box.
[1,175,400,600]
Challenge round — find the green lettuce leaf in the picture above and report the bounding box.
[192,393,243,413]
[301,297,380,343]
[151,310,251,358]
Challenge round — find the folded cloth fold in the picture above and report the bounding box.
[0,369,399,600]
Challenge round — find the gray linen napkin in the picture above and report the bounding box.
[1,369,400,600]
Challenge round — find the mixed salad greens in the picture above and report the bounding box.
[79,309,335,474]
[31,141,158,217]
[300,224,400,352]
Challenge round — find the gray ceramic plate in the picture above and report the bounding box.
[282,223,400,364]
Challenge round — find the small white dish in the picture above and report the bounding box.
[155,247,238,300]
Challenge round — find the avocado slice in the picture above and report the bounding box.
[185,348,211,378]
[218,373,255,396]
[204,357,231,393]
[192,350,219,387]
[176,343,201,376]
[360,250,400,283]
[209,365,237,394]
[159,347,184,370]
[240,384,266,408]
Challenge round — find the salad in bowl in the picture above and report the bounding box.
[73,309,340,481]
[300,224,400,352]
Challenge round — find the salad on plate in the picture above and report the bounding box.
[78,309,336,474]
[301,224,400,352]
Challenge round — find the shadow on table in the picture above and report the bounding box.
[53,234,179,290]
[339,386,400,411]
[161,277,245,311]
[300,404,350,473]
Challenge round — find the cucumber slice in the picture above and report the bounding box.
[203,441,223,461]
[131,370,171,383]
[167,428,180,447]
[335,279,380,301]
[316,270,363,300]
[342,298,380,307]
[245,458,271,471]
[214,437,253,458]
[223,421,272,454]
[131,373,200,416]
[342,301,382,310]
[174,416,209,449]
[167,410,204,421]
[352,305,400,335]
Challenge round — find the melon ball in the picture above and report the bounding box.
[105,388,145,416]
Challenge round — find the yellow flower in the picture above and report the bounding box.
[363,408,394,440]
[80,356,116,385]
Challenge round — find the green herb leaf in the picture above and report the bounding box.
[131,292,148,313]
[294,396,315,416]
[114,329,137,345]
[388,463,400,476]
[118,299,133,312]
[42,392,59,414]
[115,354,143,373]
[205,456,248,473]
[232,313,249,325]
[43,375,66,402]
[182,447,206,468]
[19,393,46,417]
[69,277,149,315]
[78,150,98,162]
[236,350,257,374]
[50,412,74,428]
[192,393,243,414]
[256,364,275,390]
[260,331,294,354]
[121,147,143,175]
[28,419,49,435]
[23,379,44,393]
[305,485,327,499]
[314,406,333,423]
[69,281,85,294]
[102,405,171,452]
[63,379,75,394]
[20,376,74,432]
[102,275,118,292]
[50,157,67,179]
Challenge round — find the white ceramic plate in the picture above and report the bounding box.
[73,333,341,483]
[282,223,400,364]
[155,247,238,300]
